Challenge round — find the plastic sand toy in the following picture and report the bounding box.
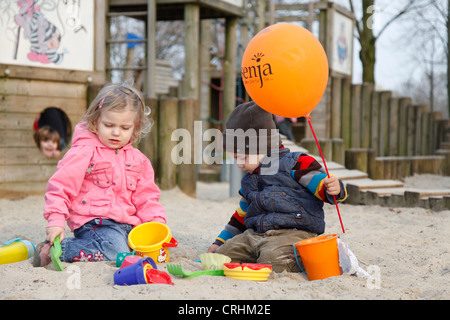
[0,238,35,265]
[167,264,224,278]
[114,257,173,285]
[50,236,64,271]
[116,251,136,267]
[128,222,177,263]
[222,263,272,281]
[199,253,231,270]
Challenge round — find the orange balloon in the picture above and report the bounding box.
[241,23,329,118]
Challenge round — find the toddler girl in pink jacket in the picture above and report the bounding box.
[33,83,166,267]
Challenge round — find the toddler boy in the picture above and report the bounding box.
[208,102,347,273]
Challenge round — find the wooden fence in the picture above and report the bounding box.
[138,97,200,197]
[302,76,450,178]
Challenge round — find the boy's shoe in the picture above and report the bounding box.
[32,241,52,267]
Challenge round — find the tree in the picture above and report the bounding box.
[447,0,450,117]
[396,0,449,117]
[348,0,415,84]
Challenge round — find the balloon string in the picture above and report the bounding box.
[306,116,345,234]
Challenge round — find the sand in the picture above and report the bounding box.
[0,174,449,301]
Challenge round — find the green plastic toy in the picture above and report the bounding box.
[50,236,64,271]
[167,264,224,278]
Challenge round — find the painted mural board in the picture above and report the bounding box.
[330,10,353,76]
[0,0,94,71]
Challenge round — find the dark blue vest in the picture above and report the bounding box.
[241,148,325,234]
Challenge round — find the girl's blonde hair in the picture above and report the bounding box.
[82,82,153,142]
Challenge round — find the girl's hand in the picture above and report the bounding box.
[46,226,65,244]
[324,176,341,196]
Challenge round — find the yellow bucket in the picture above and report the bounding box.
[128,222,177,263]
[294,234,341,281]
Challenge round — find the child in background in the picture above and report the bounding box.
[33,107,72,159]
[33,83,166,267]
[208,102,347,273]
[274,115,297,142]
[33,126,61,159]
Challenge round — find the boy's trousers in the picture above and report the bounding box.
[216,228,316,273]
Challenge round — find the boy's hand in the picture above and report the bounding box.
[207,244,220,253]
[46,226,65,244]
[324,176,341,196]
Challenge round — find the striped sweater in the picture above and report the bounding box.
[214,150,347,246]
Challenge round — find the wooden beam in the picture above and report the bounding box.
[147,0,157,98]
[177,98,200,197]
[183,4,200,99]
[222,16,238,125]
[158,97,178,189]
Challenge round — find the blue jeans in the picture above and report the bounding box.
[60,218,133,262]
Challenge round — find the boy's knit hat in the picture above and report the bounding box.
[223,101,280,154]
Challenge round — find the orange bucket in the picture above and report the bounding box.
[294,234,341,281]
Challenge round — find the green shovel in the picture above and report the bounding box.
[50,236,64,271]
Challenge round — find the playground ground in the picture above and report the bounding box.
[0,174,449,300]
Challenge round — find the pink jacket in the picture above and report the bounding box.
[44,123,166,231]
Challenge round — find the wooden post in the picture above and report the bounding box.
[398,156,412,177]
[367,149,376,179]
[138,98,159,181]
[184,4,200,99]
[388,97,399,156]
[392,157,401,179]
[332,138,345,165]
[200,19,212,126]
[361,82,373,149]
[436,149,450,176]
[374,158,384,180]
[177,98,200,197]
[397,98,411,156]
[146,0,157,98]
[350,84,361,148]
[383,157,393,179]
[330,76,342,139]
[421,112,431,155]
[301,138,332,161]
[319,139,333,161]
[95,0,106,78]
[378,91,392,157]
[345,148,368,172]
[406,105,416,156]
[415,105,429,155]
[411,156,420,175]
[370,91,380,155]
[430,112,442,154]
[257,0,267,29]
[223,17,238,124]
[300,138,319,157]
[435,119,450,150]
[340,77,351,149]
[158,98,178,190]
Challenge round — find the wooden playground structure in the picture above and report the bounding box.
[0,0,448,204]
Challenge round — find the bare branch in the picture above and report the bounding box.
[348,0,362,39]
[375,0,415,39]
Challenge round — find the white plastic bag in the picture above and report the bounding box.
[337,238,369,278]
